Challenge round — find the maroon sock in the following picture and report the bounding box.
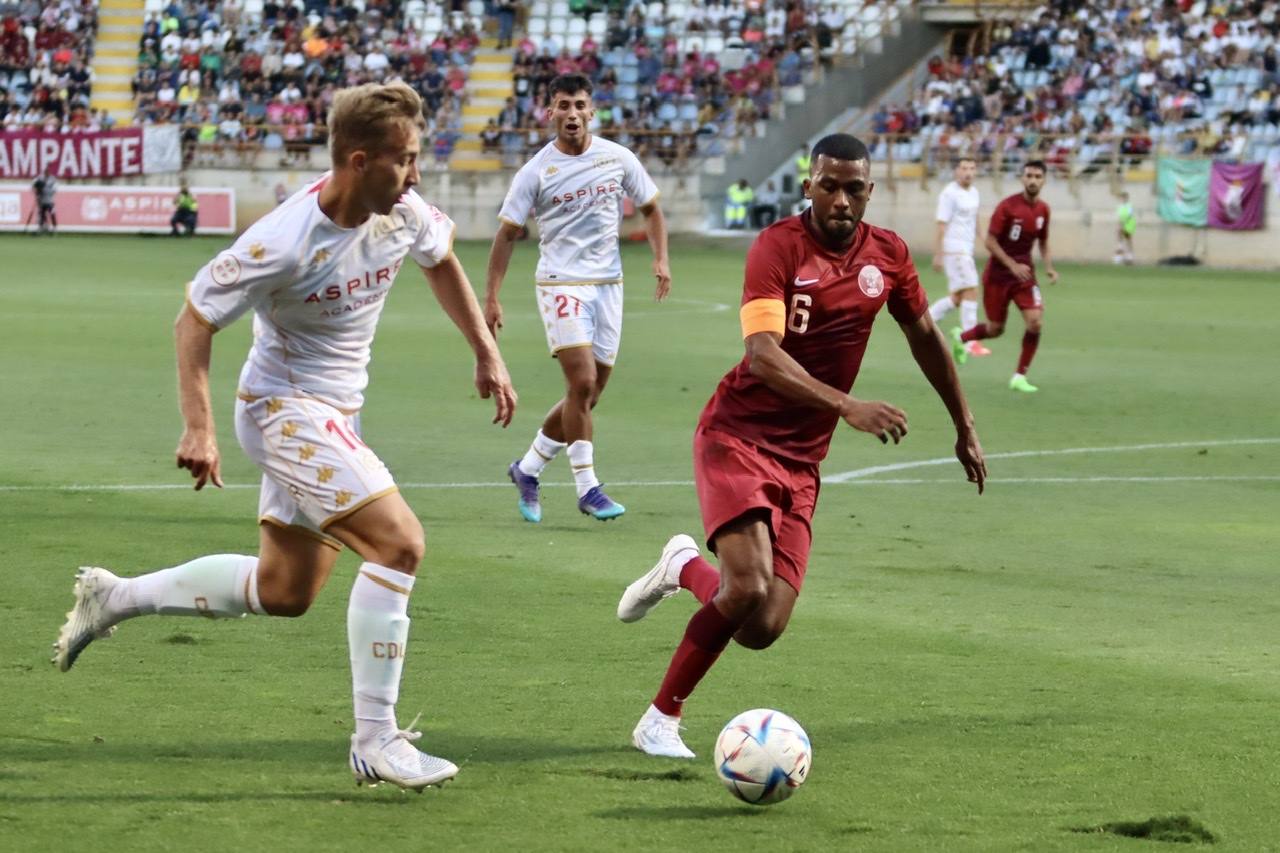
[961,323,990,342]
[652,601,738,716]
[679,555,720,605]
[1017,331,1041,375]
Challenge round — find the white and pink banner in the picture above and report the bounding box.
[0,129,149,179]
[0,183,235,233]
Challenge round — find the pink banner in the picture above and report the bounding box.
[0,184,235,233]
[0,129,144,179]
[1208,161,1265,230]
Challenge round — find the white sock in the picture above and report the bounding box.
[960,298,978,332]
[348,561,415,743]
[517,429,566,477]
[928,296,954,323]
[109,554,260,620]
[567,439,600,497]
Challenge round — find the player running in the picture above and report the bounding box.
[51,82,518,792]
[953,159,1059,393]
[615,134,986,758]
[484,73,671,524]
[927,157,989,356]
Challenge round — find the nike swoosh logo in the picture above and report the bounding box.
[794,277,820,287]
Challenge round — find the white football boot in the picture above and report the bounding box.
[617,534,700,623]
[631,704,696,759]
[350,717,459,792]
[52,567,122,672]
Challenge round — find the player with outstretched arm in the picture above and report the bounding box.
[52,82,517,791]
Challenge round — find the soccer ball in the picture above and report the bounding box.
[713,708,811,805]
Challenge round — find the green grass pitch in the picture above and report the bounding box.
[1,232,1277,851]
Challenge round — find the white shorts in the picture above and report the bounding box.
[943,253,979,292]
[234,394,398,547]
[535,283,623,366]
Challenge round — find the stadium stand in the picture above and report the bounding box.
[77,0,902,170]
[1,0,103,130]
[504,0,907,167]
[868,0,1280,173]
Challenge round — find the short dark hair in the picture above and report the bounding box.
[1023,159,1047,174]
[809,134,870,170]
[548,74,593,101]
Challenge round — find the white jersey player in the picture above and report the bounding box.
[484,73,671,524]
[928,158,990,356]
[51,83,517,792]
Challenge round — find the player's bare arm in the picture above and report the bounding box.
[640,200,671,301]
[1040,235,1059,284]
[897,312,986,492]
[173,303,223,490]
[932,219,947,272]
[985,232,1031,281]
[483,220,523,336]
[423,252,518,426]
[744,331,907,444]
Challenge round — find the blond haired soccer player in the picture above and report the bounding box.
[484,73,671,523]
[52,82,518,792]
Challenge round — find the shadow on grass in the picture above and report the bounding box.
[1070,814,1217,844]
[594,804,769,821]
[0,790,424,806]
[0,734,636,768]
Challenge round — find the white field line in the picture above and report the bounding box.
[0,438,1276,493]
[822,438,1280,483]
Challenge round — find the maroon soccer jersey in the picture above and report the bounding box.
[983,192,1051,287]
[699,213,928,464]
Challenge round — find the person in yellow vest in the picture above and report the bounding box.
[1114,191,1136,265]
[794,144,811,196]
[724,179,753,229]
[170,182,199,236]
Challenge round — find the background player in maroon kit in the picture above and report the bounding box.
[954,160,1060,393]
[615,134,987,758]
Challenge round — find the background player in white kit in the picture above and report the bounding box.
[928,157,990,357]
[51,82,518,792]
[484,74,671,524]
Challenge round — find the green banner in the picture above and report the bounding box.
[1156,158,1210,226]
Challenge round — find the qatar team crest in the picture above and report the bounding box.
[858,264,884,297]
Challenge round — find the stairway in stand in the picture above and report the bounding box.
[91,0,143,126]
[451,39,511,172]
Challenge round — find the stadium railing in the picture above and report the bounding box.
[869,130,1263,193]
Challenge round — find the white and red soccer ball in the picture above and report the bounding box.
[713,708,811,805]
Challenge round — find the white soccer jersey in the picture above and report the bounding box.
[497,136,658,285]
[188,174,456,412]
[935,181,980,255]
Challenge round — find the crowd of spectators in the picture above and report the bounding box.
[867,0,1280,172]
[495,0,836,167]
[129,0,488,165]
[0,0,103,131]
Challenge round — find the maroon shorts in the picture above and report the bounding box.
[693,425,820,593]
[982,277,1043,325]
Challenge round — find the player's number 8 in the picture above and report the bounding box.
[1009,223,1022,241]
[788,293,812,334]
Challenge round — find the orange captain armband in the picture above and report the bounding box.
[739,298,786,339]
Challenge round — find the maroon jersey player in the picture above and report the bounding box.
[615,134,987,759]
[956,160,1060,393]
